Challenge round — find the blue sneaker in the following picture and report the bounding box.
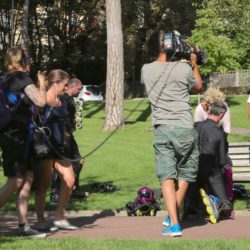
[162,216,170,227]
[161,223,182,237]
[200,188,219,224]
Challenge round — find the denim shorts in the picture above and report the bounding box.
[153,125,199,183]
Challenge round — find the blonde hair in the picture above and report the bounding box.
[4,47,30,71]
[46,69,70,89]
[203,88,225,104]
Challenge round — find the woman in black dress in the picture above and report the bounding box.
[34,69,77,231]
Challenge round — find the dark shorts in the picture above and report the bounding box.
[0,130,33,177]
[153,125,199,183]
[69,135,83,173]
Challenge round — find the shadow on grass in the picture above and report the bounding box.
[0,175,127,212]
[83,102,105,118]
[0,237,20,244]
[190,99,199,109]
[226,96,241,107]
[83,100,152,124]
[124,102,152,123]
[65,179,123,211]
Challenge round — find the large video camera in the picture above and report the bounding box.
[163,30,206,65]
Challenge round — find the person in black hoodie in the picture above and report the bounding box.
[34,69,79,232]
[194,102,233,223]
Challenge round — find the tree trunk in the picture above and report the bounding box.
[103,0,124,131]
[21,0,29,51]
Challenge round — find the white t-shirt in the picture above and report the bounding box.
[247,96,250,103]
[194,102,231,134]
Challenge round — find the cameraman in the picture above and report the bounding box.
[141,30,202,237]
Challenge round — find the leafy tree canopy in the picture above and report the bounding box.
[190,0,250,75]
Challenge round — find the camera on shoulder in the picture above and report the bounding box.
[163,30,206,65]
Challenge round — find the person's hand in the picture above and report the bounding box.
[190,44,201,68]
[190,52,198,69]
[37,71,47,87]
[201,101,209,112]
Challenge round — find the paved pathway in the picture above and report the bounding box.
[1,210,250,240]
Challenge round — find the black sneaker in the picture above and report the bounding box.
[17,228,47,239]
[35,223,58,233]
[71,190,89,200]
[50,191,59,206]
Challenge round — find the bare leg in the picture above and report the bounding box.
[34,160,53,225]
[16,171,34,225]
[176,179,189,209]
[54,160,75,221]
[162,179,179,226]
[0,177,24,208]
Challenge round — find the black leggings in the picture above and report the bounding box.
[199,167,230,204]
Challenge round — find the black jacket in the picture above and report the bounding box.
[60,93,76,134]
[195,119,227,169]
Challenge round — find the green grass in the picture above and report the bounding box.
[226,95,249,128]
[1,238,250,250]
[0,96,249,212]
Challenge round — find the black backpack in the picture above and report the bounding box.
[0,76,25,131]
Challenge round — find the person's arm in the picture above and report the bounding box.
[220,109,231,134]
[24,71,46,107]
[194,103,208,122]
[190,53,202,94]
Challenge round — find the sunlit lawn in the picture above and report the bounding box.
[1,238,250,250]
[0,96,249,212]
